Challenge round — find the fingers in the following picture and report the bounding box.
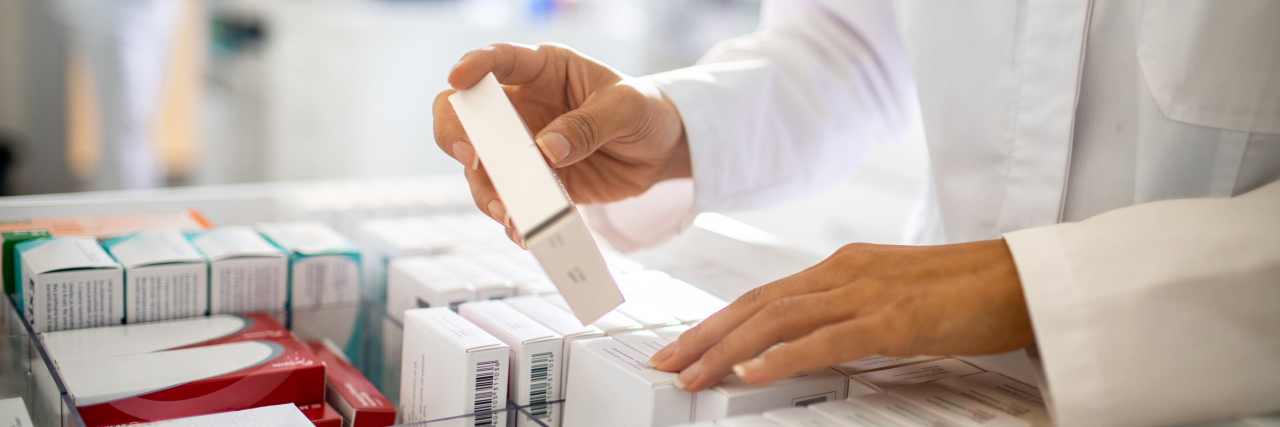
[733,319,882,385]
[433,89,477,170]
[672,290,865,392]
[534,83,649,166]
[449,43,549,89]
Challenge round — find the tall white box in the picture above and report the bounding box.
[543,294,642,335]
[460,300,564,427]
[889,383,1030,427]
[562,338,692,427]
[652,324,691,342]
[615,273,727,324]
[807,400,908,427]
[387,257,473,322]
[450,73,624,325]
[190,227,288,315]
[952,372,1043,405]
[693,368,848,422]
[400,307,509,426]
[502,296,605,395]
[472,252,559,296]
[256,221,361,309]
[932,375,1050,427]
[16,237,123,332]
[847,393,962,427]
[612,330,672,359]
[101,229,208,323]
[432,253,516,301]
[852,359,983,393]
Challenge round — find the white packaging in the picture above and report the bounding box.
[503,295,605,395]
[955,372,1043,405]
[716,414,784,427]
[612,330,672,359]
[386,257,473,322]
[17,237,123,332]
[807,400,908,427]
[136,403,313,426]
[40,313,278,362]
[653,324,691,343]
[471,252,558,295]
[562,338,692,427]
[615,273,727,324]
[101,228,208,323]
[853,359,983,393]
[889,383,1029,427]
[450,73,624,325]
[761,407,845,427]
[0,397,34,427]
[694,368,847,422]
[190,227,288,314]
[460,300,564,427]
[848,393,963,427]
[932,375,1050,426]
[832,355,945,376]
[543,294,642,335]
[397,217,466,252]
[432,253,516,300]
[256,221,361,309]
[400,307,509,426]
[614,300,681,330]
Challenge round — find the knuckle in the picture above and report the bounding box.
[560,113,600,149]
[760,298,798,319]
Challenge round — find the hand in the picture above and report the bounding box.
[434,43,690,245]
[648,239,1035,392]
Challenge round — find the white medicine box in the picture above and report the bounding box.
[189,227,288,315]
[17,237,123,332]
[562,337,692,427]
[400,307,509,427]
[461,300,564,427]
[693,367,848,422]
[102,228,208,323]
[256,221,361,309]
[386,257,473,322]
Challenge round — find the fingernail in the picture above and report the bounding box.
[487,200,507,226]
[535,132,571,164]
[675,360,703,391]
[648,342,677,368]
[733,358,765,381]
[453,140,478,170]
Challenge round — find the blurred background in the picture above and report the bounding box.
[0,0,927,256]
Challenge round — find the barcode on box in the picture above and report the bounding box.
[528,352,553,420]
[474,360,500,426]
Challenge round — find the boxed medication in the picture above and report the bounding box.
[807,400,909,427]
[502,296,604,394]
[190,227,288,314]
[616,273,727,324]
[450,73,624,325]
[57,337,325,426]
[305,339,396,427]
[833,355,944,376]
[16,237,123,332]
[461,300,564,427]
[889,383,1030,427]
[951,372,1043,405]
[562,338,692,427]
[761,407,844,427]
[386,257,473,321]
[257,221,362,309]
[101,228,208,323]
[433,253,516,300]
[0,397,33,427]
[400,307,509,426]
[42,312,289,362]
[136,403,314,426]
[932,375,1049,427]
[853,358,983,392]
[472,252,559,296]
[848,393,963,427]
[1,229,49,294]
[612,330,671,359]
[716,414,783,427]
[693,368,847,422]
[653,324,691,342]
[297,402,343,427]
[543,294,642,335]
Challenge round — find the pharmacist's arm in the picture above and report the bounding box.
[1003,180,1280,426]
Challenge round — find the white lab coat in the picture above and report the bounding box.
[586,0,1280,425]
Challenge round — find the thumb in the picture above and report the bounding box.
[535,84,644,167]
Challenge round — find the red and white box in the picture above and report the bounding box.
[296,402,344,427]
[41,313,291,362]
[305,339,397,427]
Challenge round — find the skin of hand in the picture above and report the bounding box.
[649,238,1035,392]
[433,43,691,245]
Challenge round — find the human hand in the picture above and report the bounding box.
[648,239,1034,392]
[434,43,690,246]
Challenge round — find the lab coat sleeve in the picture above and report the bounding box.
[586,0,918,251]
[1004,180,1280,427]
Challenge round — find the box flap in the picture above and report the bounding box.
[580,338,676,387]
[17,237,119,274]
[406,307,507,352]
[460,300,561,344]
[102,228,205,268]
[190,227,285,261]
[256,221,358,256]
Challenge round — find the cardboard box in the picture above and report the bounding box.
[543,294,642,335]
[359,217,442,302]
[58,338,325,426]
[304,339,396,427]
[387,257,473,321]
[693,368,847,422]
[297,402,344,427]
[832,355,945,376]
[133,404,314,426]
[889,383,1030,427]
[16,237,123,332]
[562,338,692,427]
[450,73,623,325]
[933,375,1050,427]
[433,253,515,301]
[612,330,671,359]
[400,307,509,426]
[0,210,211,295]
[615,273,727,324]
[954,372,1043,405]
[471,252,559,296]
[614,300,682,330]
[502,296,605,395]
[42,312,289,362]
[422,213,512,250]
[761,407,844,427]
[190,227,288,315]
[807,400,909,427]
[652,324,691,343]
[460,300,564,427]
[257,221,362,310]
[853,359,983,393]
[101,229,208,323]
[0,397,34,427]
[847,393,963,427]
[716,414,784,427]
